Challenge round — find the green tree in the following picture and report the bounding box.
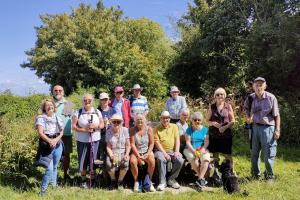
[169,0,251,98]
[22,3,174,96]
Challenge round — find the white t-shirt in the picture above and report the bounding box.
[73,107,103,142]
[35,114,63,136]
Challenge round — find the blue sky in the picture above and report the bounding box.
[0,0,190,96]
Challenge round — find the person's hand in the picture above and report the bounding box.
[137,158,144,166]
[246,117,253,124]
[103,117,108,127]
[274,130,280,140]
[164,152,171,161]
[142,153,149,160]
[48,139,57,148]
[88,123,97,129]
[174,151,182,158]
[219,126,226,133]
[213,122,221,128]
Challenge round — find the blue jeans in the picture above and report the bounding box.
[41,142,63,192]
[251,125,277,178]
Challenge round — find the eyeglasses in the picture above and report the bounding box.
[83,99,92,103]
[171,91,179,94]
[111,120,122,125]
[54,89,63,92]
[161,117,170,120]
[216,93,224,97]
[193,119,201,122]
[115,92,123,94]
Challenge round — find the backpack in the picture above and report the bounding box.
[76,108,101,127]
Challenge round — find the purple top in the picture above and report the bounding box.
[209,103,231,125]
[244,91,279,126]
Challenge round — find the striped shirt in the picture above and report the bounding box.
[128,95,149,116]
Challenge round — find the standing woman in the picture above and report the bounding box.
[72,94,104,188]
[207,88,235,165]
[130,114,155,192]
[35,99,63,196]
[106,114,131,190]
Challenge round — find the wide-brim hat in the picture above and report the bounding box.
[160,111,170,117]
[110,114,123,121]
[170,86,180,93]
[132,84,142,91]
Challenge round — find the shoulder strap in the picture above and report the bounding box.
[128,95,134,106]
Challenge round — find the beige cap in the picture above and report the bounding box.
[99,92,109,100]
[110,114,123,121]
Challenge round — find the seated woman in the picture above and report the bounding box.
[130,114,155,192]
[35,99,63,196]
[183,112,210,188]
[106,114,131,190]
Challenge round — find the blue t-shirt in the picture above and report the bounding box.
[185,126,208,149]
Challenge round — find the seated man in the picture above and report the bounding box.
[154,111,184,191]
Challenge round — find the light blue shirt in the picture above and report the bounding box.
[165,96,188,119]
[55,97,73,136]
[185,126,208,149]
[112,98,123,116]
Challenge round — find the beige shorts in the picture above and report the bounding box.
[183,148,210,163]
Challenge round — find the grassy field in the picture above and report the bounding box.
[1,134,300,200]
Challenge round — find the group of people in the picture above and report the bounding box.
[35,77,280,196]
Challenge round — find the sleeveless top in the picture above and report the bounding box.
[132,126,150,154]
[209,102,232,139]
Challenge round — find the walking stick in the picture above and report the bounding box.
[88,115,94,188]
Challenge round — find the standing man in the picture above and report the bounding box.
[110,86,131,128]
[128,84,149,127]
[154,111,184,191]
[165,86,188,124]
[244,77,280,181]
[52,85,74,182]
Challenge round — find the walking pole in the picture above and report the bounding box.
[88,115,94,188]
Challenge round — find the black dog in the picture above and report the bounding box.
[219,159,240,194]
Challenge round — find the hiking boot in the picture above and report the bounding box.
[167,179,180,189]
[196,178,207,188]
[109,180,116,190]
[117,181,124,190]
[133,181,139,192]
[157,183,166,191]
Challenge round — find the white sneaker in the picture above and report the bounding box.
[157,183,166,191]
[149,184,156,192]
[133,181,139,192]
[167,179,180,189]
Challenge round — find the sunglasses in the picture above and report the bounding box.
[193,119,201,122]
[216,93,224,97]
[54,89,63,92]
[115,92,123,94]
[83,99,92,103]
[171,91,179,94]
[161,117,170,120]
[111,120,122,125]
[100,98,108,101]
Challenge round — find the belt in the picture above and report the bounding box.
[46,133,59,139]
[254,123,270,126]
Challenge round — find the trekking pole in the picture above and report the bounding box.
[88,115,94,188]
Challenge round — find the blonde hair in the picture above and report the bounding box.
[214,87,227,98]
[40,98,56,114]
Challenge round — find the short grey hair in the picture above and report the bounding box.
[190,112,203,121]
[180,108,190,116]
[82,93,94,104]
